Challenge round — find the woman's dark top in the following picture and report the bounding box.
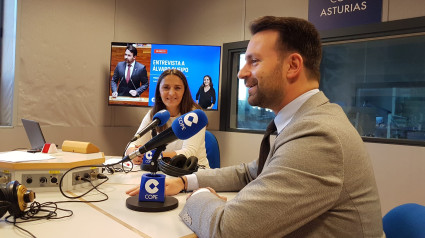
[196,86,216,109]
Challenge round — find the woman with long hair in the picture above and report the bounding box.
[125,69,209,168]
[196,75,216,109]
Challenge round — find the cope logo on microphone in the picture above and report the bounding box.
[143,149,162,165]
[139,173,165,202]
[178,112,198,131]
[145,179,159,194]
[143,150,154,165]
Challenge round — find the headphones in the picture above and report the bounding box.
[0,181,35,218]
[158,154,198,177]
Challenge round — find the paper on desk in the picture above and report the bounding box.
[0,151,55,162]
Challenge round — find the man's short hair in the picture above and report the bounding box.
[126,44,138,57]
[250,16,322,80]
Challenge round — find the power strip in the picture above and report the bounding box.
[0,151,105,191]
[2,167,102,192]
[71,168,101,185]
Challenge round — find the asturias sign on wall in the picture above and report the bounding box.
[308,0,382,31]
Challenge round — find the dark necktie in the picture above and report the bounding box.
[126,64,131,83]
[257,120,277,176]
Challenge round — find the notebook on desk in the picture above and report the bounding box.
[21,118,46,152]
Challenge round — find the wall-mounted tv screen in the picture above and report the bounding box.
[108,42,221,110]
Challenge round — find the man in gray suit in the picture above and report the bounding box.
[127,16,384,237]
[111,44,148,97]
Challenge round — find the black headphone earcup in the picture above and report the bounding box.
[170,154,187,168]
[0,187,9,218]
[7,181,22,217]
[0,181,22,218]
[162,157,172,163]
[0,181,35,218]
[183,156,198,170]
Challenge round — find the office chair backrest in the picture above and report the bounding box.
[382,203,425,238]
[205,130,220,168]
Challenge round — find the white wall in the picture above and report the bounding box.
[2,0,170,153]
[1,0,425,216]
[366,143,425,215]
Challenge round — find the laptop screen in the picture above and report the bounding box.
[21,119,46,151]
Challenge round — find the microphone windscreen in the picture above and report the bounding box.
[153,109,170,127]
[171,109,208,140]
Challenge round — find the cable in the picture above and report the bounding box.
[77,177,109,202]
[102,159,139,175]
[7,217,36,238]
[122,141,131,158]
[58,164,109,201]
[121,141,136,173]
[3,171,110,237]
[4,201,74,238]
[58,177,109,202]
[100,141,136,174]
[2,162,116,237]
[121,160,134,174]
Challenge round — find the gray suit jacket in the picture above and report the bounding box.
[179,92,384,237]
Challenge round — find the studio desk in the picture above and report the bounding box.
[0,154,235,238]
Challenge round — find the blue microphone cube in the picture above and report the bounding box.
[139,173,165,202]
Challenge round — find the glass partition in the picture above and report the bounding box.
[220,17,425,145]
[320,33,425,142]
[235,53,274,131]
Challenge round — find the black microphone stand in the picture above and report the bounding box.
[126,142,179,212]
[148,144,163,174]
[141,129,158,172]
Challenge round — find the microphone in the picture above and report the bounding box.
[130,109,170,142]
[123,109,208,162]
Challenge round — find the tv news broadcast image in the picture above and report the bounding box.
[108,42,221,110]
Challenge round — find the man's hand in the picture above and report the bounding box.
[112,92,118,98]
[165,177,185,196]
[126,186,140,196]
[188,187,227,201]
[129,90,138,97]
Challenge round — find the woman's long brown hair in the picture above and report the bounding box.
[151,69,201,132]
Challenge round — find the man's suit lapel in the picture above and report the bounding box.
[120,62,126,75]
[266,91,329,167]
[132,63,138,78]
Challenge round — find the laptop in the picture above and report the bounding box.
[21,119,46,152]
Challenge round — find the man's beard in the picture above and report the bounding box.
[248,66,283,109]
